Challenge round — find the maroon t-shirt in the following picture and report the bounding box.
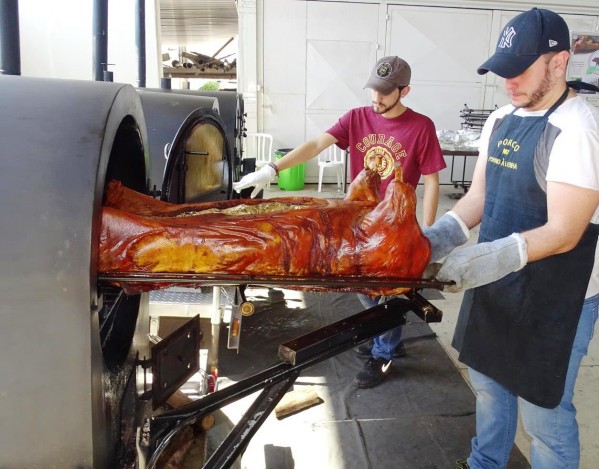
[327,107,446,195]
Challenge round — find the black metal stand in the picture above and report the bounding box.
[145,294,442,468]
[444,148,479,196]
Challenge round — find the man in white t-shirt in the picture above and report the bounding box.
[421,8,599,469]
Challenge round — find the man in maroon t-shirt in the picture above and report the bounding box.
[234,56,446,388]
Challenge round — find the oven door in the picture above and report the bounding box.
[161,108,233,204]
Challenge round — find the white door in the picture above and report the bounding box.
[385,5,493,132]
[263,0,381,182]
[262,0,308,153]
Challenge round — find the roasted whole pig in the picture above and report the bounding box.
[99,166,431,296]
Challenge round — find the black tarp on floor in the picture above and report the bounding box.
[209,288,530,469]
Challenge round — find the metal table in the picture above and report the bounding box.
[442,147,479,197]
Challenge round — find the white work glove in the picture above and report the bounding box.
[422,211,470,263]
[435,233,528,293]
[232,164,277,198]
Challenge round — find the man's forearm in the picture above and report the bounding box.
[275,133,337,171]
[451,190,485,229]
[523,181,599,262]
[421,175,439,226]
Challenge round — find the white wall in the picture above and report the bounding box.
[18,0,162,87]
[303,0,599,15]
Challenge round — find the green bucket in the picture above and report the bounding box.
[275,148,305,190]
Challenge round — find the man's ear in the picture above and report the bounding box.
[553,51,570,78]
[400,86,411,98]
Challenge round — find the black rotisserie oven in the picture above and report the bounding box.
[0,75,234,468]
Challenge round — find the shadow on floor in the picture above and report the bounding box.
[207,289,530,469]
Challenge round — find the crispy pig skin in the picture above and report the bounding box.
[99,167,430,295]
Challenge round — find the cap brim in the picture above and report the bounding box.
[363,77,397,95]
[477,53,539,79]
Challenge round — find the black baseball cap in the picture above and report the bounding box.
[477,8,570,78]
[364,56,411,94]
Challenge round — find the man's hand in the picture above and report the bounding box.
[232,164,277,198]
[422,211,470,263]
[436,233,527,293]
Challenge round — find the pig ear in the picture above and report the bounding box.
[393,162,403,182]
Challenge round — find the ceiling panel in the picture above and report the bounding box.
[160,0,238,46]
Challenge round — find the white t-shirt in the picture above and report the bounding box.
[478,95,599,297]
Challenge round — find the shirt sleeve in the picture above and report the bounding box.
[546,128,599,190]
[418,118,447,175]
[546,98,599,190]
[326,110,352,150]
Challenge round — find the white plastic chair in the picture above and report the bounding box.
[244,133,274,189]
[318,145,346,192]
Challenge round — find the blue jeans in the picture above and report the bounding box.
[466,294,599,469]
[357,294,403,360]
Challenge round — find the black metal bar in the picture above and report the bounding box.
[135,0,146,88]
[146,299,417,468]
[203,374,298,469]
[0,0,21,76]
[92,0,108,81]
[405,290,443,323]
[153,361,292,426]
[279,298,409,365]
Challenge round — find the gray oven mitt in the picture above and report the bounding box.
[233,164,277,198]
[436,233,528,293]
[422,211,470,263]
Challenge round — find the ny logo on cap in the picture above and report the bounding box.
[376,62,392,78]
[549,39,558,47]
[499,27,516,48]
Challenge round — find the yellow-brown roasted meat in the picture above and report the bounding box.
[99,166,430,295]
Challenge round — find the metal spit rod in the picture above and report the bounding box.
[98,272,450,291]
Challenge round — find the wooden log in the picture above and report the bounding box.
[167,390,215,431]
[167,389,194,409]
[274,386,323,420]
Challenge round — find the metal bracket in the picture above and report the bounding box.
[151,315,201,409]
[226,305,242,351]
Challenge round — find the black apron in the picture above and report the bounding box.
[452,89,598,408]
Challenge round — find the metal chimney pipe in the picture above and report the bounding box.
[102,63,114,82]
[0,0,21,75]
[135,0,146,88]
[92,0,108,81]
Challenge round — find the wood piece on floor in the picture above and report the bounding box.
[274,386,323,419]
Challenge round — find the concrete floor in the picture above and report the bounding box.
[264,180,599,468]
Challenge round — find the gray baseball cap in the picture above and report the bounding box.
[364,56,411,94]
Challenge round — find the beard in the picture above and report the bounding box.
[515,67,553,109]
[372,103,391,114]
[372,93,401,114]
